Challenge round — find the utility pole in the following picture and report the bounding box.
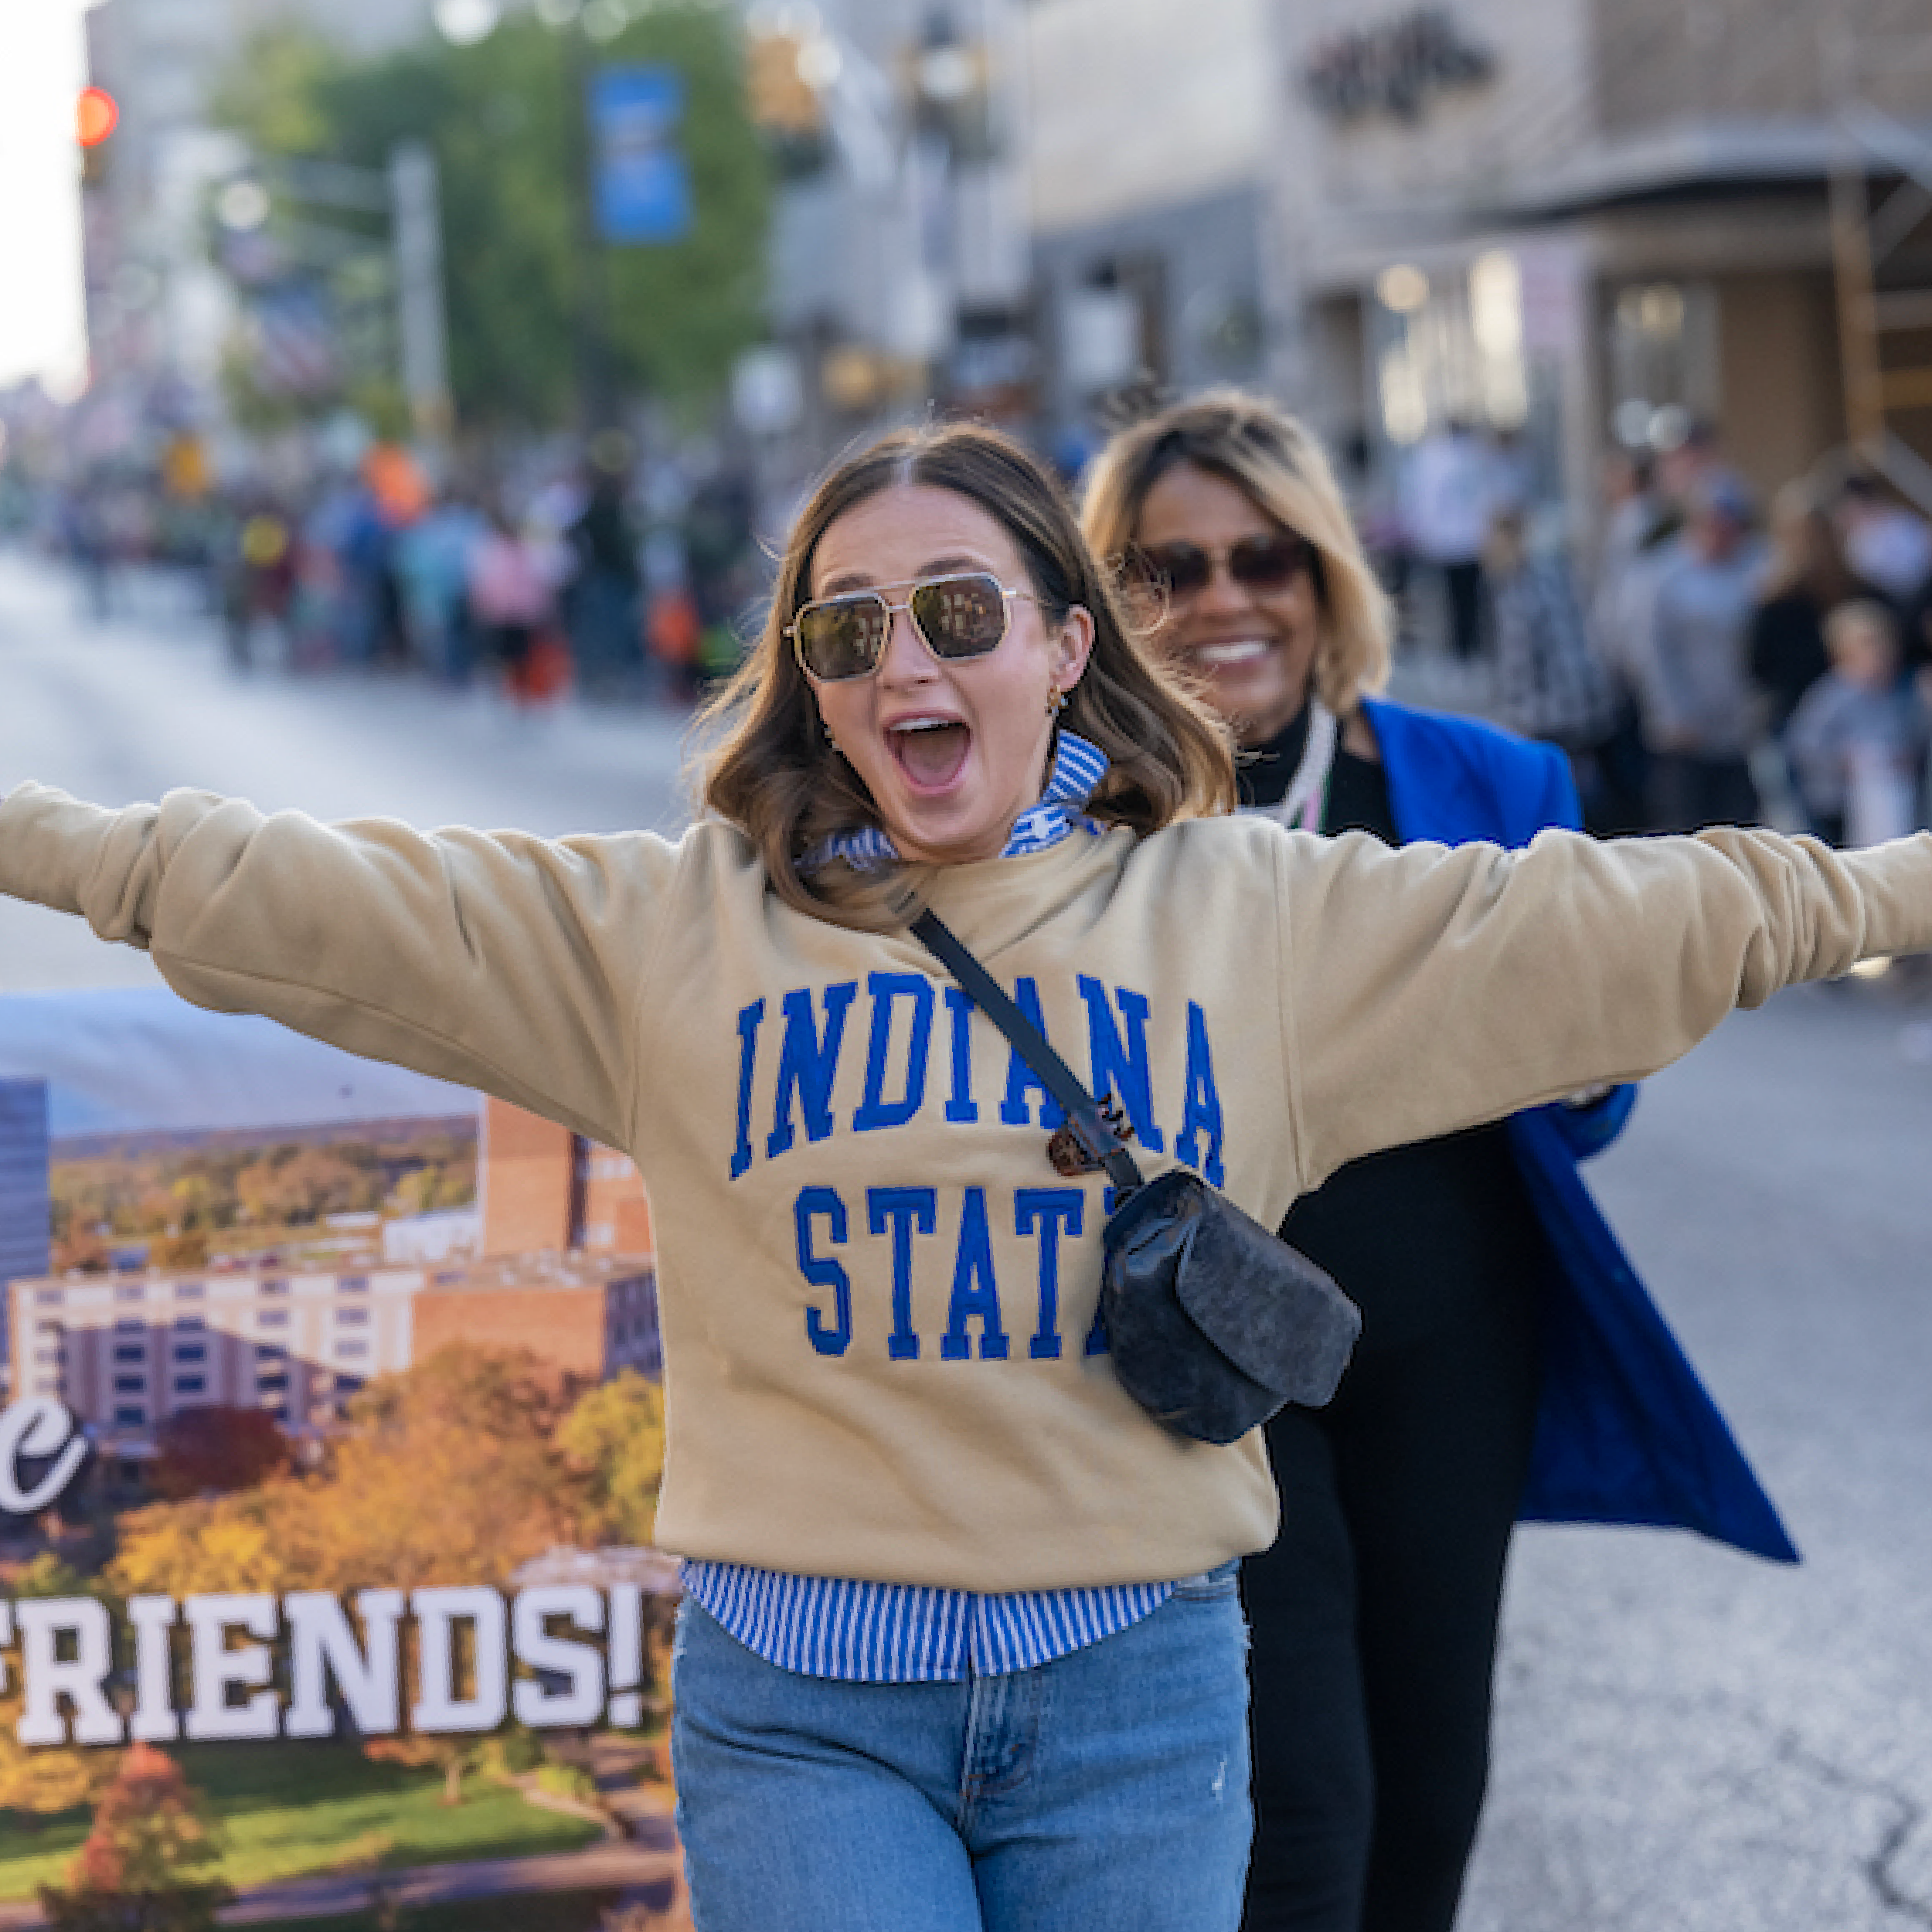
[389,142,453,444]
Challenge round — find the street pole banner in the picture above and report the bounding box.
[0,991,673,1917]
[590,66,692,247]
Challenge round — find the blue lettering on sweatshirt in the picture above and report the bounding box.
[765,982,858,1160]
[868,1187,937,1361]
[941,1186,1009,1360]
[731,975,1229,1204]
[852,974,936,1134]
[794,1186,852,1356]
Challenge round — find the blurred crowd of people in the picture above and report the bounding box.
[43,437,765,709]
[29,404,1932,847]
[1385,420,1932,852]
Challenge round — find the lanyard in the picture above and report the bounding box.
[1264,700,1338,834]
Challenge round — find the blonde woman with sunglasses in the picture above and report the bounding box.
[2,421,1927,1932]
[1084,391,1796,1932]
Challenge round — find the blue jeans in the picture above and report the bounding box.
[672,1566,1252,1931]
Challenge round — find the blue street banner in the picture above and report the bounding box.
[590,66,692,245]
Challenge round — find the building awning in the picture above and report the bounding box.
[1500,116,1932,218]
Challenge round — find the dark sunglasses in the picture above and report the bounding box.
[787,570,1036,683]
[1127,532,1313,597]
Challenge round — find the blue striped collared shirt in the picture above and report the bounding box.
[679,1561,1175,1682]
[699,728,1178,1682]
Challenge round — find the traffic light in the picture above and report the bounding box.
[77,87,118,147]
[77,86,118,187]
[745,30,821,137]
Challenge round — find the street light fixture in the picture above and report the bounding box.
[582,0,628,45]
[433,0,502,47]
[215,180,272,233]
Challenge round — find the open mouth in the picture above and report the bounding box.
[888,716,972,792]
[1191,639,1274,667]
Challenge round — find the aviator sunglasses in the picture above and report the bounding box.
[1127,531,1314,598]
[787,570,1037,682]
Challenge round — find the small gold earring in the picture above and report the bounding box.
[1046,688,1067,718]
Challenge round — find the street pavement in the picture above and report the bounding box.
[2,551,1931,1927]
[0,552,694,992]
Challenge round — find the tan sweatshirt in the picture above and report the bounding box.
[3,783,1929,1590]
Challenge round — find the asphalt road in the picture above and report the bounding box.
[2,550,1930,1928]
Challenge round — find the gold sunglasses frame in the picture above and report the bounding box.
[785,571,1039,682]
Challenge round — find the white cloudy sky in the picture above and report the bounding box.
[0,0,91,394]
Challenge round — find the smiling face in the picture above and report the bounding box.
[1133,461,1321,749]
[806,484,1094,866]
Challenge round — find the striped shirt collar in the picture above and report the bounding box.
[806,730,1109,873]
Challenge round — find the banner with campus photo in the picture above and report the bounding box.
[0,988,681,1932]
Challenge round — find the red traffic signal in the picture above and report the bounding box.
[77,87,119,148]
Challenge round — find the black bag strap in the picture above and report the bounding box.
[910,908,1145,1196]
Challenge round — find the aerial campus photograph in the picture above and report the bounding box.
[0,992,680,1930]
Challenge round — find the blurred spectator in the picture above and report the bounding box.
[1485,426,1535,516]
[397,489,487,685]
[1588,451,1672,832]
[647,584,704,704]
[1835,473,1932,605]
[1398,418,1495,662]
[1634,471,1769,830]
[1784,600,1928,848]
[219,498,297,671]
[59,482,115,621]
[1653,417,1721,532]
[467,505,553,698]
[1747,484,1875,737]
[1486,509,1621,825]
[332,475,400,668]
[1907,572,1932,683]
[565,468,645,699]
[685,469,760,682]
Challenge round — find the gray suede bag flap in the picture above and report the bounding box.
[913,910,1362,1446]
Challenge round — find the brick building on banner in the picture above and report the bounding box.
[6,1098,657,1481]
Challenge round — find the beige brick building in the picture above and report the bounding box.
[12,1097,658,1475]
[1025,0,1932,513]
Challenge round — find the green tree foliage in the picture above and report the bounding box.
[50,1128,474,1271]
[216,10,770,430]
[38,1744,231,1932]
[556,1369,665,1546]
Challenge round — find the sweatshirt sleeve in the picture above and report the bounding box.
[1276,822,1932,1188]
[0,782,683,1150]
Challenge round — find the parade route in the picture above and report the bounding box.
[3,551,1932,1928]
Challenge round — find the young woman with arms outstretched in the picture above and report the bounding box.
[0,423,1927,1932]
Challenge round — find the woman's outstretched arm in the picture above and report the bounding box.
[0,783,686,1151]
[1277,823,1932,1189]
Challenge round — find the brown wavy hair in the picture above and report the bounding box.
[1081,389,1394,716]
[699,421,1236,929]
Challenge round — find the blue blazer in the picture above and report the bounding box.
[1361,696,1798,1563]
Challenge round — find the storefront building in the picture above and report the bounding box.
[1022,0,1932,520]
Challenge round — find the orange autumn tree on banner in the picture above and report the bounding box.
[38,1743,231,1932]
[104,1346,667,1798]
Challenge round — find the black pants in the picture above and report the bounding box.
[1240,1282,1543,1932]
[1442,561,1485,662]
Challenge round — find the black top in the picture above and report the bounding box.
[1747,590,1832,734]
[1245,707,1552,1352]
